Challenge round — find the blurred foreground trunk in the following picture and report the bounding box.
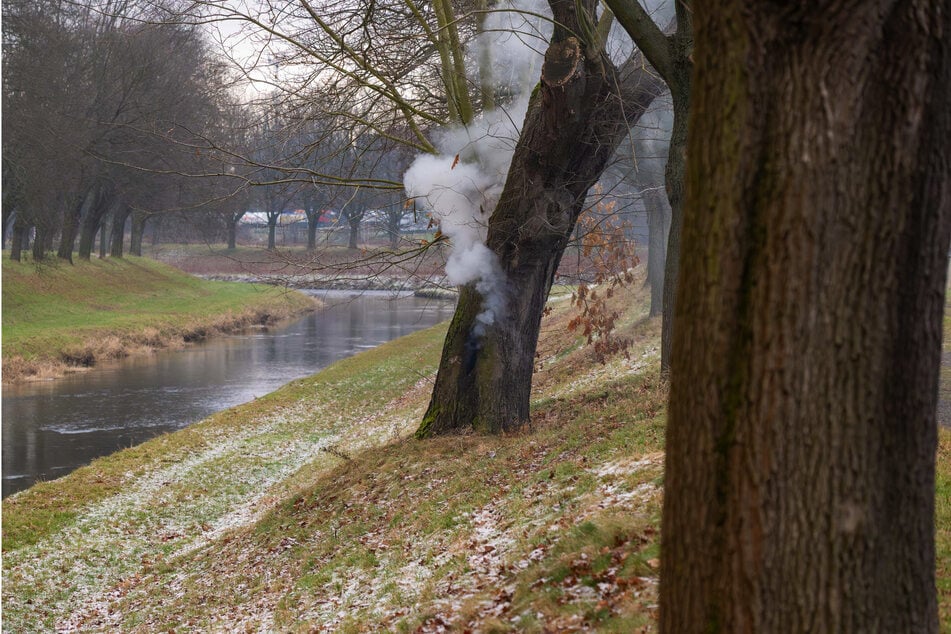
[660,2,949,631]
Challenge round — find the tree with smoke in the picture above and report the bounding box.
[410,0,666,435]
[156,0,667,434]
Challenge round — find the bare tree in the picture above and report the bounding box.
[604,0,690,374]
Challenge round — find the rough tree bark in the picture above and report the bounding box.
[416,0,666,436]
[660,2,949,632]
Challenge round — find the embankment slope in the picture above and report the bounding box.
[3,278,949,631]
[2,257,316,382]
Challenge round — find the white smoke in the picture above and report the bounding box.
[471,0,551,98]
[404,0,550,333]
[404,101,529,331]
[404,0,679,335]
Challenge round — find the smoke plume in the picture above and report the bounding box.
[404,0,551,333]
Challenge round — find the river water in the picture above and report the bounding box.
[2,291,455,497]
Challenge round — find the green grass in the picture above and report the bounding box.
[2,256,313,377]
[2,272,950,632]
[938,431,951,631]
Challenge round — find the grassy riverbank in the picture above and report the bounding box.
[1,257,316,382]
[3,278,950,631]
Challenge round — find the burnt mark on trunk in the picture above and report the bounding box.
[463,327,482,374]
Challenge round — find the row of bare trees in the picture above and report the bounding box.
[1,0,420,260]
[1,0,231,260]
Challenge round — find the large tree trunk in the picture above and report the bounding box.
[660,3,949,632]
[417,0,665,436]
[644,186,669,317]
[110,206,131,258]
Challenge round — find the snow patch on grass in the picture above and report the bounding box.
[592,452,664,479]
[547,346,659,401]
[3,401,344,632]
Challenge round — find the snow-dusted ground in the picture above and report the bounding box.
[4,284,669,632]
[3,347,438,632]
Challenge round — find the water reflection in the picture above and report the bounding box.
[2,291,455,496]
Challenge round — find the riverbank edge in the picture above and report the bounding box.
[2,299,318,384]
[2,259,320,384]
[198,271,460,299]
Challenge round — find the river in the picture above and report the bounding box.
[2,291,455,497]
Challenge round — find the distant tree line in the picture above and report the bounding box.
[2,0,225,260]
